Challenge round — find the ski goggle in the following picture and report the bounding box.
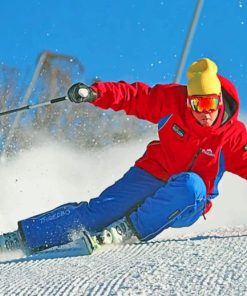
[187,94,222,113]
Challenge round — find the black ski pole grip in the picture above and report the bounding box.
[50,96,67,104]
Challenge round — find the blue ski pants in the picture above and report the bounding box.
[18,167,207,251]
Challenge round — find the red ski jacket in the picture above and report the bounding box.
[91,76,247,203]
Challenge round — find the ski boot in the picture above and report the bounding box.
[0,231,23,253]
[94,217,135,246]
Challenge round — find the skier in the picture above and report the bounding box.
[1,58,247,255]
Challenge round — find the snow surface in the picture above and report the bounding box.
[0,227,247,295]
[0,136,246,295]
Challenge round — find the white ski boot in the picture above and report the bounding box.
[0,231,22,253]
[96,217,134,245]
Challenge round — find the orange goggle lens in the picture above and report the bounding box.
[188,96,221,113]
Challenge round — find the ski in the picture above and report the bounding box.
[0,229,116,263]
[0,230,100,263]
[0,218,132,263]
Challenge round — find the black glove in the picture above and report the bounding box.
[67,83,97,103]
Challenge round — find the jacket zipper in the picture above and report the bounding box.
[188,148,202,171]
[188,147,209,221]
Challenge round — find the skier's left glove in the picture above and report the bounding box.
[67,83,98,103]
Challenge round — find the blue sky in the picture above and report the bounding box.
[0,0,246,115]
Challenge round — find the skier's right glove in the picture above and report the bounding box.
[67,83,98,103]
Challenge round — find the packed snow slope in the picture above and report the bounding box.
[0,136,246,295]
[0,227,247,295]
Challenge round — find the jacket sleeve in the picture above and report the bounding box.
[224,122,247,180]
[90,81,184,124]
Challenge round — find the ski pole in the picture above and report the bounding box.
[0,96,68,117]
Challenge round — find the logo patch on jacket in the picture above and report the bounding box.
[244,144,247,151]
[172,124,185,137]
[201,148,215,157]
